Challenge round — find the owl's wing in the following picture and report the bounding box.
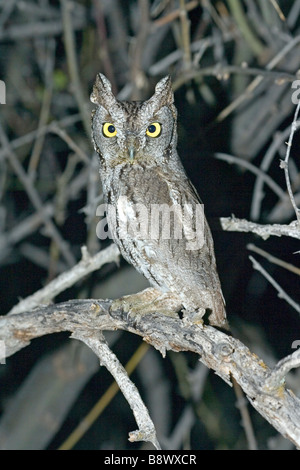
[165,175,210,251]
[164,175,227,326]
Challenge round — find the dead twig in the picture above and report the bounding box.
[220,216,300,240]
[215,152,286,201]
[179,0,192,70]
[251,126,295,221]
[247,244,300,276]
[216,35,300,123]
[9,244,120,315]
[0,122,76,267]
[280,100,300,225]
[172,64,296,90]
[71,331,161,449]
[249,256,300,315]
[151,0,199,30]
[60,0,90,136]
[58,341,149,450]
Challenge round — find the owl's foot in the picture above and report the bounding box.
[181,308,205,326]
[110,287,182,320]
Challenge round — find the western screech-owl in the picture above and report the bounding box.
[90,74,226,327]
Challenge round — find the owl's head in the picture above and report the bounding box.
[90,74,177,167]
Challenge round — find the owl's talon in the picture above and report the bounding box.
[182,308,205,326]
[110,288,181,321]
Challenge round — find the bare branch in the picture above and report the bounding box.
[215,34,300,123]
[0,15,87,41]
[0,114,82,162]
[1,293,300,447]
[268,0,286,22]
[251,126,295,221]
[130,0,150,99]
[220,216,300,240]
[172,65,296,90]
[49,124,90,164]
[151,0,199,30]
[227,0,264,56]
[9,244,120,315]
[0,122,76,267]
[247,244,300,276]
[72,330,161,449]
[280,101,300,225]
[60,0,90,136]
[249,256,300,315]
[179,0,192,70]
[215,152,286,201]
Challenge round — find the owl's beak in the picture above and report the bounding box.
[128,145,136,160]
[126,136,138,160]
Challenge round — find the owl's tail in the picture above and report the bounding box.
[208,290,228,328]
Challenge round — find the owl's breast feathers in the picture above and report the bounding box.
[103,163,226,327]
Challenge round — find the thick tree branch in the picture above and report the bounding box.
[1,291,300,448]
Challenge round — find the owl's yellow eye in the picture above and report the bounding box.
[103,122,117,138]
[146,122,161,138]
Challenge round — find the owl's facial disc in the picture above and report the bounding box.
[92,99,175,165]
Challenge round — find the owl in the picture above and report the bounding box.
[90,74,227,327]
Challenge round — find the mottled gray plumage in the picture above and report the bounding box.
[90,74,226,326]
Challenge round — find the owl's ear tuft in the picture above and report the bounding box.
[154,75,174,106]
[90,73,114,106]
